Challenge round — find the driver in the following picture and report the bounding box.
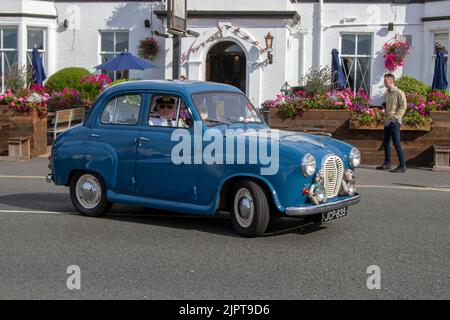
[148,96,177,127]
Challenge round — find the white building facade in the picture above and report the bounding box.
[0,0,449,105]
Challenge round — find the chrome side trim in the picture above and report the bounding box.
[285,193,361,217]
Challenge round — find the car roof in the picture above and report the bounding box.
[105,80,243,97]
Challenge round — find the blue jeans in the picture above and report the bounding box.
[384,121,405,167]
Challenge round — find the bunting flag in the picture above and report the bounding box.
[180,25,268,63]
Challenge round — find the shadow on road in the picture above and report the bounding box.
[0,192,327,237]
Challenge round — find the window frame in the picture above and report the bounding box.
[99,30,129,81]
[26,27,46,69]
[0,26,19,93]
[339,33,373,96]
[433,31,449,89]
[99,93,143,127]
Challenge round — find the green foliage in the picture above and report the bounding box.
[276,96,307,119]
[396,76,429,97]
[109,78,140,87]
[46,67,91,92]
[403,111,429,127]
[300,66,335,97]
[4,64,32,92]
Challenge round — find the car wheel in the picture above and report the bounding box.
[230,180,270,237]
[70,172,112,217]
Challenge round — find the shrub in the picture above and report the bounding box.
[46,89,83,112]
[4,64,32,92]
[427,90,450,111]
[46,67,91,92]
[300,66,335,97]
[80,74,111,105]
[396,76,429,97]
[109,78,140,87]
[0,88,49,118]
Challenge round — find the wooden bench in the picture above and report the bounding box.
[433,145,450,171]
[48,107,85,140]
[8,136,31,161]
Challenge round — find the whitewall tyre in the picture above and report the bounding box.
[230,180,270,237]
[70,172,112,217]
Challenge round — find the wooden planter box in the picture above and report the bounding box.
[0,105,47,157]
[348,119,432,132]
[267,109,351,133]
[431,111,450,122]
[266,108,450,167]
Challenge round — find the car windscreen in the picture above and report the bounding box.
[191,92,263,126]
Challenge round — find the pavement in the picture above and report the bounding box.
[0,158,449,299]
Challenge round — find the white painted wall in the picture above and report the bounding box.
[169,17,292,106]
[2,0,450,103]
[291,2,431,104]
[53,1,166,80]
[187,0,289,11]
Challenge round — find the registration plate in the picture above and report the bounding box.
[321,207,348,223]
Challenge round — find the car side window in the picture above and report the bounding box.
[148,95,193,128]
[100,94,141,125]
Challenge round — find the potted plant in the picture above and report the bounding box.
[0,88,49,157]
[384,40,410,72]
[138,37,160,61]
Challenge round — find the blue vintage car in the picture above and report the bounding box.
[48,80,361,237]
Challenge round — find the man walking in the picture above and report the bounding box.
[376,73,407,173]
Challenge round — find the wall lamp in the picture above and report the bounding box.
[186,29,200,37]
[154,30,170,38]
[265,32,274,64]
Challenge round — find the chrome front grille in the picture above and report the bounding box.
[323,155,344,199]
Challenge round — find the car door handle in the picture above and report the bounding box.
[90,134,101,138]
[137,137,150,142]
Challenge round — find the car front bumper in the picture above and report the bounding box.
[284,193,361,217]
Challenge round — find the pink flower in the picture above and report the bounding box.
[9,102,15,107]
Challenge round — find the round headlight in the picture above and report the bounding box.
[302,154,316,177]
[349,147,361,168]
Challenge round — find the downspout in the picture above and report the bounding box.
[317,0,323,69]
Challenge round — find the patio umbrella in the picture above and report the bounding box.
[31,48,47,85]
[95,52,158,72]
[331,49,346,89]
[432,50,448,90]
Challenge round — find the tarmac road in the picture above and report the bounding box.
[0,158,449,299]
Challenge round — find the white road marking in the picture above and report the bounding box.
[358,185,450,193]
[0,209,74,215]
[0,175,45,179]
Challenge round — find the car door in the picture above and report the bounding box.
[135,93,197,203]
[88,92,144,193]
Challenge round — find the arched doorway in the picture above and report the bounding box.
[206,41,247,92]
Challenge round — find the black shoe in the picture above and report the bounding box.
[376,163,391,170]
[390,166,406,173]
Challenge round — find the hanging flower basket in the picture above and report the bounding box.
[138,37,160,61]
[384,40,410,72]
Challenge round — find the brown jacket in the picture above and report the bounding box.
[384,86,407,122]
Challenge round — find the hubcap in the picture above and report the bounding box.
[234,188,254,228]
[75,174,101,209]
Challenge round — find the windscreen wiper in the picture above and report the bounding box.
[204,119,232,126]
